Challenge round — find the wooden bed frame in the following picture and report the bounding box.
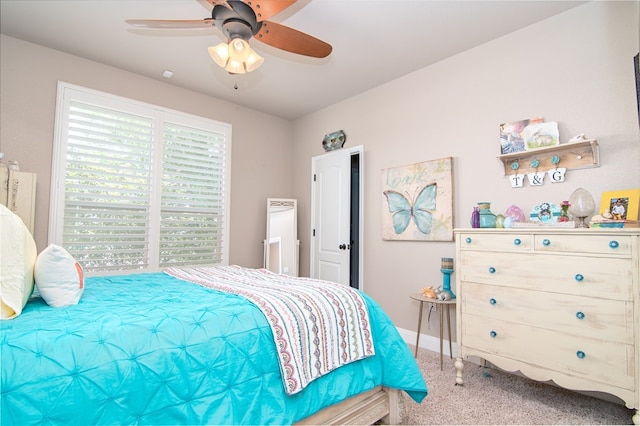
[296,386,401,425]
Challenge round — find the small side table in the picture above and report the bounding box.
[410,292,456,370]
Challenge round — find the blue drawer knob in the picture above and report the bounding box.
[576,350,586,359]
[575,274,584,282]
[488,267,496,274]
[513,238,521,246]
[542,239,551,246]
[490,331,497,338]
[576,311,585,320]
[489,298,497,305]
[609,240,619,249]
[466,237,472,244]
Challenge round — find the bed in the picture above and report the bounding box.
[0,208,427,424]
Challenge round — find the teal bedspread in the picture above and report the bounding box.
[1,272,427,425]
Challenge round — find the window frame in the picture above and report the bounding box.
[49,81,232,275]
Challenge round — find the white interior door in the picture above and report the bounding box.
[310,146,363,287]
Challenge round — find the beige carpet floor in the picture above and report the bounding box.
[401,348,635,425]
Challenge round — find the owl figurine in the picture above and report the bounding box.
[322,130,346,152]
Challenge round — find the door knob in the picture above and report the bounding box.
[339,244,346,250]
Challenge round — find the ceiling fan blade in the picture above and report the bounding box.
[208,0,296,22]
[255,21,331,58]
[125,19,215,29]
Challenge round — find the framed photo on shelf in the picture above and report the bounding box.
[522,122,559,151]
[599,189,640,221]
[499,117,543,154]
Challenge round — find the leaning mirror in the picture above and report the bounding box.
[264,198,299,276]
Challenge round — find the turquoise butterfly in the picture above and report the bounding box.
[384,183,437,235]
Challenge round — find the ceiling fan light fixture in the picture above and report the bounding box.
[228,38,251,62]
[244,50,264,73]
[208,43,230,68]
[224,58,247,74]
[209,37,263,74]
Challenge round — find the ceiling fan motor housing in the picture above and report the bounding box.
[212,2,261,40]
[221,19,260,40]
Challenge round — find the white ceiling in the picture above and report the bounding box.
[0,0,587,120]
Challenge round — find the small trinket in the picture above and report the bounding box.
[558,201,571,222]
[322,130,346,152]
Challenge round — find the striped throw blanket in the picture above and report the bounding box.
[164,266,375,395]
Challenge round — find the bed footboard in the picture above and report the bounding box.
[296,386,401,425]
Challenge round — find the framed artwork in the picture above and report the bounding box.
[522,122,559,151]
[381,157,453,241]
[599,189,640,221]
[499,117,543,154]
[635,53,639,128]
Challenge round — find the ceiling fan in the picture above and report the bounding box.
[126,0,332,74]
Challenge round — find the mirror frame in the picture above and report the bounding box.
[264,198,299,276]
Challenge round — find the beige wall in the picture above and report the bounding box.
[0,34,293,269]
[291,1,640,335]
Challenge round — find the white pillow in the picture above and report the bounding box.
[0,204,37,319]
[34,244,84,307]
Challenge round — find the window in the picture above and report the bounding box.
[50,82,231,275]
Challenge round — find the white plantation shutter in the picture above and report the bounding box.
[50,82,231,275]
[62,101,154,272]
[160,122,227,267]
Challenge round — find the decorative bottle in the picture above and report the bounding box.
[478,202,497,228]
[471,207,480,228]
[440,257,456,299]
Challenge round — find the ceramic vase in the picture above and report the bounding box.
[478,202,497,228]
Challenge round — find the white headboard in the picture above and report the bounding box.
[1,163,36,235]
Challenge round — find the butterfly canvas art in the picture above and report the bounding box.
[384,184,437,235]
[381,157,453,241]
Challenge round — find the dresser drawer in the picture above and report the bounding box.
[458,233,532,252]
[534,234,633,256]
[458,251,633,301]
[462,282,634,344]
[461,313,635,390]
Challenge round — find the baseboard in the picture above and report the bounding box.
[396,326,458,358]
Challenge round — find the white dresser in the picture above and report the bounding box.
[454,228,639,425]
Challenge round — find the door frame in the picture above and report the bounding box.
[310,145,365,291]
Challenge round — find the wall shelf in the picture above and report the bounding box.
[497,139,599,176]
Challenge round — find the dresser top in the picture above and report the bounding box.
[454,227,640,235]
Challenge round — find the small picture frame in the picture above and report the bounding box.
[599,189,640,221]
[499,117,543,154]
[522,122,559,151]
